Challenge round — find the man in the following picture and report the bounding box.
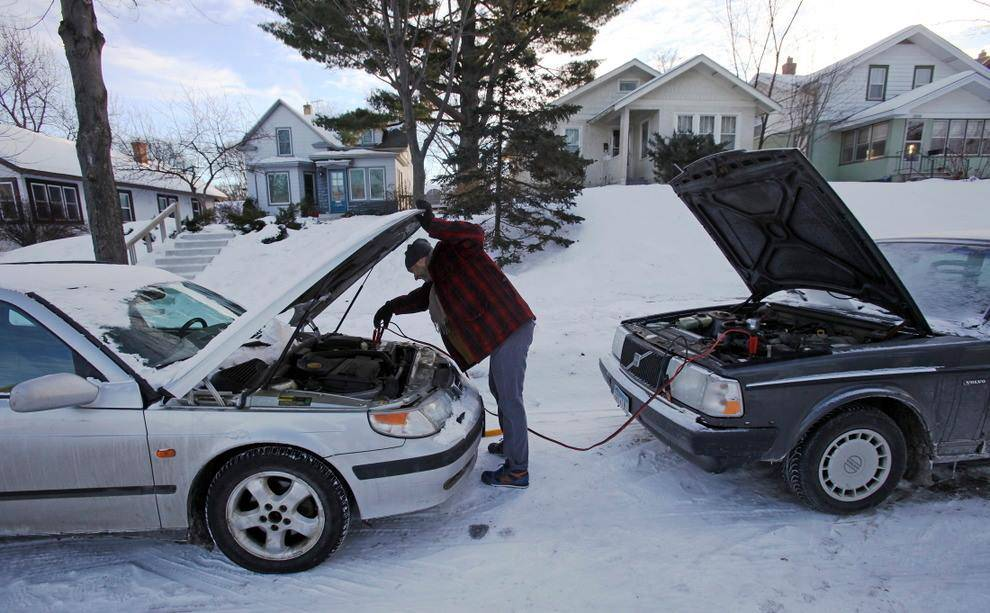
[374,201,536,488]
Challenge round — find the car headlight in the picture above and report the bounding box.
[612,326,627,359]
[368,392,455,438]
[665,357,744,417]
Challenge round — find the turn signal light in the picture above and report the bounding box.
[371,412,409,426]
[156,448,176,458]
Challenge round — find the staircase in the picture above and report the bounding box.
[155,231,235,279]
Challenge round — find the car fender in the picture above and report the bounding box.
[766,384,930,461]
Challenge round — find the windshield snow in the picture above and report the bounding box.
[104,282,244,369]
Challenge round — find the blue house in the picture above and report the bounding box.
[241,99,413,215]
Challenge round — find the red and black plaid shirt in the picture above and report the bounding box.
[389,218,535,370]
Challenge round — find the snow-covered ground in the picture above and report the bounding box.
[2,180,990,612]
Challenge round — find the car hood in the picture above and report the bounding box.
[670,149,931,334]
[161,210,421,398]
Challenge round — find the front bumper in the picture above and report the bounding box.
[600,354,776,472]
[329,383,484,520]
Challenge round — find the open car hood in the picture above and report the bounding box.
[160,210,421,398]
[670,149,931,334]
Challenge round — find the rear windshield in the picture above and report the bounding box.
[104,281,244,368]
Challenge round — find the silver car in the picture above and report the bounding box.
[0,211,484,573]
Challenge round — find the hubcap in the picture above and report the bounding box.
[818,428,891,502]
[225,471,325,561]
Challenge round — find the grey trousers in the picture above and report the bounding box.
[488,319,535,472]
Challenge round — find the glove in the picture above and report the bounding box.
[415,199,434,229]
[373,301,394,329]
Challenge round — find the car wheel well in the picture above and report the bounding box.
[799,397,932,481]
[186,443,359,547]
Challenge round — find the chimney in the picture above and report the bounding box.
[979,50,990,67]
[131,140,148,165]
[303,103,313,116]
[781,56,797,75]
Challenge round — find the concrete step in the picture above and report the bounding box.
[159,264,208,274]
[155,256,213,266]
[179,232,236,241]
[165,247,220,257]
[173,240,228,249]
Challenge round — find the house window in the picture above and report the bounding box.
[564,128,580,154]
[368,167,386,200]
[930,120,948,155]
[27,180,81,222]
[720,116,737,147]
[359,130,376,146]
[676,114,693,133]
[611,129,620,157]
[276,128,292,156]
[984,122,990,156]
[191,198,202,216]
[903,120,924,160]
[618,79,638,92]
[640,121,650,158]
[930,119,990,156]
[866,65,888,101]
[912,65,934,89]
[964,120,984,155]
[698,115,715,140]
[946,120,965,155]
[266,172,290,205]
[303,172,316,203]
[840,121,888,164]
[348,168,367,200]
[157,194,178,213]
[0,179,21,221]
[118,190,134,222]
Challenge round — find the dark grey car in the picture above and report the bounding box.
[600,149,990,514]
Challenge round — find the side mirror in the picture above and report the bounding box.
[10,373,100,413]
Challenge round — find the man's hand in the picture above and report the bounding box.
[415,198,434,229]
[373,301,394,329]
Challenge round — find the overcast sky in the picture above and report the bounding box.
[5,0,990,126]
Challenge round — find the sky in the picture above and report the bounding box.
[3,0,990,134]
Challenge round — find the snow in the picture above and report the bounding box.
[2,179,990,611]
[0,218,182,266]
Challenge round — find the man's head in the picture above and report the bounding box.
[404,238,433,280]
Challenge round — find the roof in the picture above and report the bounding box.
[806,24,990,81]
[376,128,408,149]
[0,124,226,198]
[832,70,990,130]
[590,55,781,122]
[551,59,661,106]
[243,99,343,148]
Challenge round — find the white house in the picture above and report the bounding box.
[553,55,780,186]
[756,24,990,181]
[0,124,224,226]
[241,100,413,216]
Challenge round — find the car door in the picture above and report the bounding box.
[0,296,161,536]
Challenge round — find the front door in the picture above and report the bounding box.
[0,300,160,536]
[328,170,348,214]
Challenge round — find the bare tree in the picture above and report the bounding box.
[0,26,76,136]
[59,0,127,264]
[115,91,259,215]
[646,47,681,73]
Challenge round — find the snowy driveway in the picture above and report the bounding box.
[3,181,990,611]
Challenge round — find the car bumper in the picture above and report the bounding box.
[328,383,484,520]
[599,354,776,472]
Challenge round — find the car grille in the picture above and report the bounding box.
[619,336,669,390]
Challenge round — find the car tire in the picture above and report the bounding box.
[785,407,907,514]
[206,446,350,573]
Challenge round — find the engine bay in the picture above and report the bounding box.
[630,303,913,364]
[198,334,448,406]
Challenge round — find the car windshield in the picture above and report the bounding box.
[104,281,245,368]
[878,241,990,333]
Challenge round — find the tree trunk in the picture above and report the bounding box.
[59,0,126,264]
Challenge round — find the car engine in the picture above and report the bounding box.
[635,304,905,364]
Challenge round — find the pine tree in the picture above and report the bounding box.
[649,133,729,183]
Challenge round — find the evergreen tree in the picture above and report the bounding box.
[649,133,729,183]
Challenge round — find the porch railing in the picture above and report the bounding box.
[126,201,180,264]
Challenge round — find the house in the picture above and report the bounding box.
[0,124,224,226]
[552,55,780,186]
[241,100,413,216]
[756,25,990,181]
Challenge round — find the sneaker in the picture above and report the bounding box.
[487,439,504,457]
[481,464,529,489]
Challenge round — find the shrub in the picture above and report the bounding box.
[299,196,319,218]
[182,208,217,233]
[226,199,267,234]
[274,203,303,230]
[648,132,728,183]
[261,225,289,244]
[0,219,86,247]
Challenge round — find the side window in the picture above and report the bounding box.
[0,303,103,393]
